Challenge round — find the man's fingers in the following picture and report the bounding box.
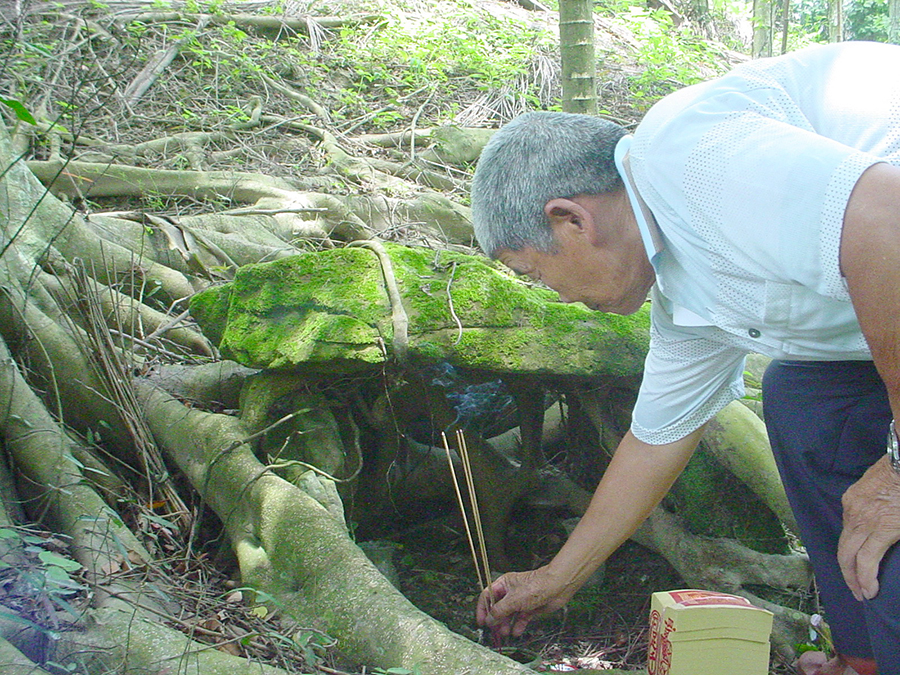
[854,536,889,599]
[488,615,512,637]
[838,528,864,600]
[476,586,496,624]
[838,528,889,600]
[511,612,533,637]
[483,599,537,638]
[473,567,561,639]
[477,577,511,626]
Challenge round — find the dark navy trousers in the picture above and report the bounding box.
[763,360,900,672]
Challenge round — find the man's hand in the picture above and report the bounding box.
[475,566,575,638]
[837,455,900,600]
[473,429,704,640]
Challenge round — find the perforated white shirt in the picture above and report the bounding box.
[621,41,900,445]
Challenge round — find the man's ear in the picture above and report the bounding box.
[544,197,594,240]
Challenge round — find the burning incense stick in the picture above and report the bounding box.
[457,429,492,592]
[442,430,492,598]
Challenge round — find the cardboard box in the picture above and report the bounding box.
[647,589,774,675]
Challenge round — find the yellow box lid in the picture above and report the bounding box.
[650,590,774,640]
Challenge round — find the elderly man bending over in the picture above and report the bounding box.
[470,41,900,675]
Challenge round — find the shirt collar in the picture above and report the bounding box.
[614,135,664,267]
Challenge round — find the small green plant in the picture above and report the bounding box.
[795,612,834,658]
[319,3,553,123]
[613,5,729,107]
[293,628,337,668]
[217,21,248,45]
[0,527,87,633]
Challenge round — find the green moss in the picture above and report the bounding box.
[190,244,652,377]
[203,249,393,369]
[189,284,233,347]
[667,449,790,555]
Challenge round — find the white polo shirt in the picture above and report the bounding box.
[619,41,900,445]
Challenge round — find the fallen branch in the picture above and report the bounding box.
[126,11,381,38]
[123,15,211,106]
[260,74,330,121]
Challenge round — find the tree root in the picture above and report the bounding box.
[136,381,533,674]
[28,159,299,202]
[0,274,137,454]
[42,264,213,357]
[368,155,462,191]
[144,360,258,409]
[0,635,55,675]
[52,605,296,675]
[261,73,330,121]
[0,333,149,570]
[347,239,410,361]
[703,400,797,533]
[347,193,474,245]
[357,126,496,166]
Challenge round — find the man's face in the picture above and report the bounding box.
[497,192,655,316]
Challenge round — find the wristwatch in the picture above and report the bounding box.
[889,421,900,474]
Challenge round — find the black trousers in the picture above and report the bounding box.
[763,360,900,671]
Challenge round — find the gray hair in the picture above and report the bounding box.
[471,111,627,258]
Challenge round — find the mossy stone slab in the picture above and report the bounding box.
[189,243,651,377]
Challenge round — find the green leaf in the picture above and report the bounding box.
[0,528,19,540]
[0,99,36,125]
[43,563,83,585]
[141,512,177,529]
[63,452,84,469]
[38,550,82,572]
[43,566,85,594]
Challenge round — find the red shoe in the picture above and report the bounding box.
[795,651,877,675]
